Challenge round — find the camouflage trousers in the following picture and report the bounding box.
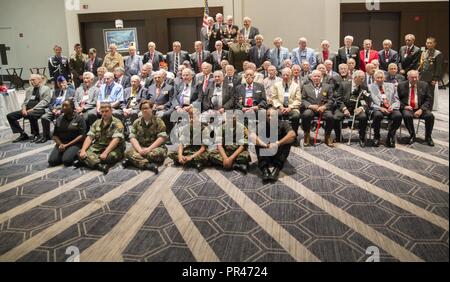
[125,146,167,169]
[168,146,209,167]
[80,145,124,168]
[209,145,250,167]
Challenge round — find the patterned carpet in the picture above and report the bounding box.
[0,90,448,262]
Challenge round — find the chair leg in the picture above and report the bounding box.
[415,119,421,135]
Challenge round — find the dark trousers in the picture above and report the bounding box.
[279,109,300,135]
[41,111,59,138]
[7,109,45,136]
[334,110,368,139]
[256,143,292,170]
[371,109,402,139]
[301,109,334,135]
[401,109,434,138]
[48,144,82,166]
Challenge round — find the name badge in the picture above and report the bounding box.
[385,59,389,63]
[30,95,36,100]
[71,122,79,126]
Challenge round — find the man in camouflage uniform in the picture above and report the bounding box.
[123,100,167,173]
[69,43,88,88]
[208,119,250,173]
[75,102,125,174]
[168,108,208,171]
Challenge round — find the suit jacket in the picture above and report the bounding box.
[49,87,76,111]
[224,75,240,88]
[397,80,431,111]
[171,82,200,109]
[240,26,260,46]
[235,82,268,109]
[399,45,421,74]
[122,86,148,110]
[419,49,444,82]
[166,51,191,73]
[22,85,52,111]
[271,81,301,109]
[142,50,164,71]
[203,83,236,111]
[190,50,212,73]
[222,25,239,48]
[116,75,131,89]
[378,49,400,71]
[147,83,174,109]
[74,85,98,111]
[291,47,317,69]
[369,82,400,110]
[84,57,103,76]
[210,50,229,71]
[248,45,270,69]
[385,74,406,85]
[359,49,378,72]
[300,83,334,110]
[200,26,222,52]
[337,46,360,69]
[315,51,337,71]
[335,81,370,112]
[269,47,290,71]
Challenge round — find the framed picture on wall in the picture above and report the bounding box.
[103,28,138,53]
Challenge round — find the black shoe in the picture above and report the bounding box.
[122,159,131,168]
[13,133,29,143]
[373,138,380,147]
[408,135,416,145]
[30,135,40,143]
[73,160,83,168]
[233,164,248,174]
[425,137,435,147]
[195,163,204,172]
[261,167,271,182]
[359,138,366,148]
[292,139,300,147]
[270,167,281,181]
[386,136,395,148]
[97,164,109,175]
[146,163,159,174]
[36,136,50,144]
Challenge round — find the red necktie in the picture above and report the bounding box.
[198,53,202,69]
[323,51,329,61]
[410,85,416,109]
[380,86,389,108]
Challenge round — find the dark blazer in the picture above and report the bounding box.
[210,50,229,71]
[301,82,334,110]
[166,51,191,73]
[240,26,260,46]
[397,80,432,111]
[385,74,406,84]
[190,50,212,73]
[399,45,421,74]
[203,83,236,111]
[147,83,174,109]
[142,50,164,71]
[122,86,147,109]
[171,82,200,109]
[49,87,76,111]
[224,75,240,88]
[235,82,268,109]
[248,45,270,69]
[378,49,400,71]
[84,57,103,76]
[116,75,131,89]
[334,81,370,112]
[337,46,360,69]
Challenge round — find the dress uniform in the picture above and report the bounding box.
[418,48,443,110]
[48,55,70,85]
[80,116,125,172]
[69,53,88,88]
[124,116,168,170]
[228,42,251,73]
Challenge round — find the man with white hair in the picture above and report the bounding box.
[172,68,200,113]
[102,44,124,72]
[196,62,214,109]
[385,63,405,86]
[7,74,52,143]
[138,63,154,88]
[359,39,378,72]
[122,75,148,124]
[201,17,220,52]
[147,71,175,133]
[142,42,164,71]
[378,39,399,72]
[235,69,268,111]
[240,17,260,46]
[210,41,229,72]
[337,35,360,69]
[74,72,99,128]
[291,37,317,69]
[316,40,337,69]
[263,65,282,104]
[269,37,290,72]
[202,70,236,113]
[166,41,191,74]
[214,13,225,30]
[191,41,212,74]
[124,45,142,77]
[399,34,422,76]
[222,15,239,50]
[248,34,270,70]
[97,72,124,121]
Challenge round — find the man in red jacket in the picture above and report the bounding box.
[359,39,378,72]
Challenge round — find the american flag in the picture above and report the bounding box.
[202,0,209,28]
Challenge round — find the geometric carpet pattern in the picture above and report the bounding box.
[0,91,448,262]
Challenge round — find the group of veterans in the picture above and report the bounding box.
[5,13,444,182]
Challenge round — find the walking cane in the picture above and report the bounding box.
[314,112,323,146]
[347,90,368,145]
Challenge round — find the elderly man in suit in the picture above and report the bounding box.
[248,34,270,71]
[263,65,282,104]
[211,40,229,71]
[74,72,99,128]
[195,62,214,110]
[385,63,405,86]
[398,70,435,146]
[222,15,239,50]
[114,67,131,89]
[146,71,175,134]
[166,41,190,74]
[359,39,378,72]
[224,65,240,88]
[191,41,212,74]
[378,39,399,72]
[84,48,103,77]
[240,17,260,46]
[235,69,268,111]
[124,45,142,77]
[337,35,360,70]
[271,68,301,137]
[316,40,337,70]
[171,68,201,114]
[418,37,444,110]
[7,74,52,142]
[300,70,334,147]
[122,75,148,125]
[292,37,317,69]
[369,70,402,147]
[142,42,164,71]
[399,34,422,76]
[333,70,370,146]
[97,72,124,121]
[269,37,290,72]
[202,70,236,116]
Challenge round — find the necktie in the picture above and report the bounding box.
[410,85,416,109]
[277,48,281,65]
[380,85,389,108]
[217,52,221,64]
[203,76,209,92]
[156,86,161,99]
[198,52,202,69]
[284,84,289,107]
[180,84,188,104]
[368,76,372,84]
[150,52,154,63]
[246,85,253,107]
[347,48,350,56]
[323,51,328,61]
[174,54,179,73]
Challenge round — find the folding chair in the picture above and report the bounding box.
[5,68,25,90]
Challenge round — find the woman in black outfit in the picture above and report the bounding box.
[48,99,86,166]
